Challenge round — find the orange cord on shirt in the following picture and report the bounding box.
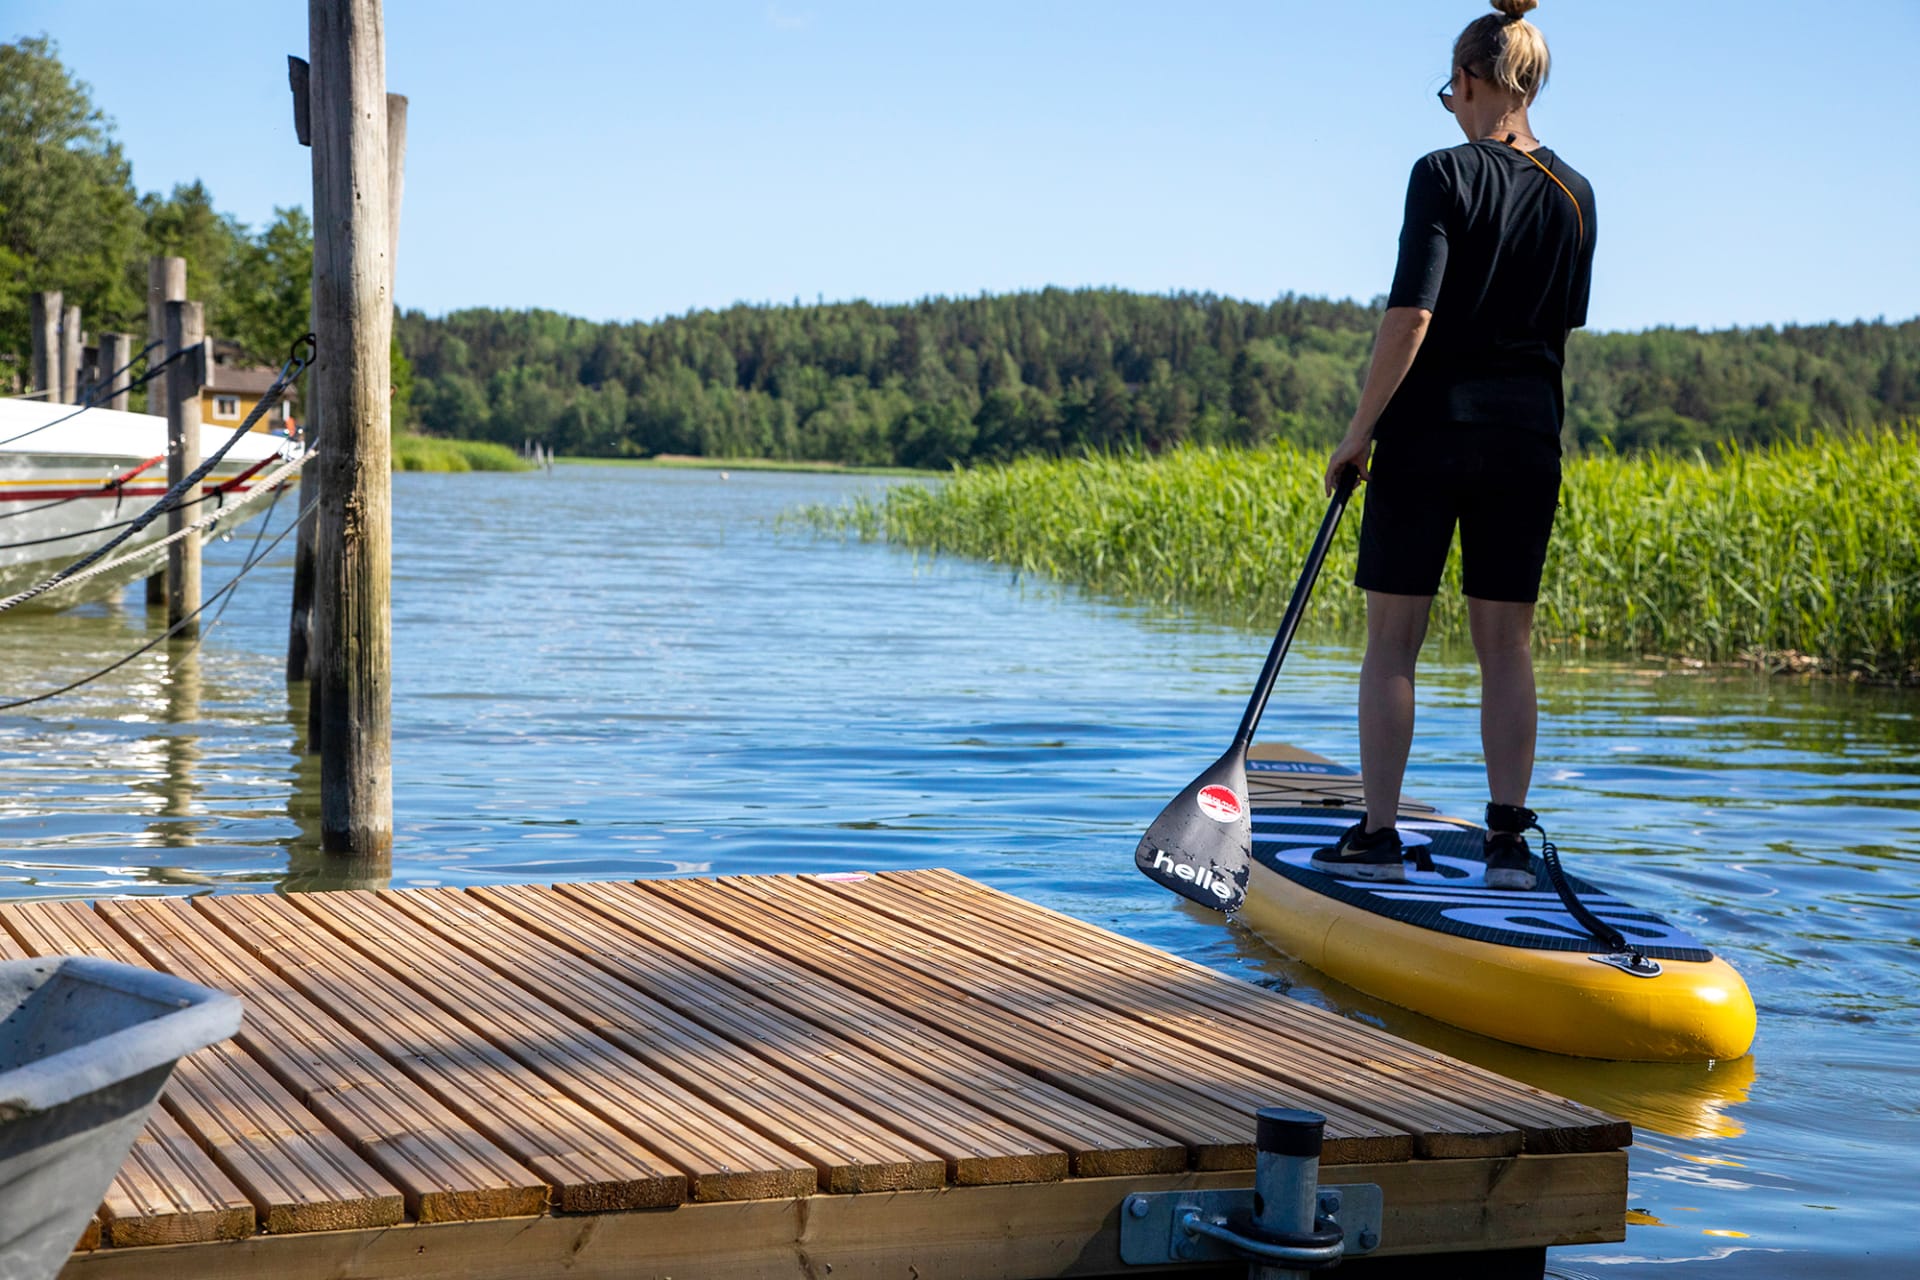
[1513,143,1584,244]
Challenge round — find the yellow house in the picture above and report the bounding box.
[201,340,297,435]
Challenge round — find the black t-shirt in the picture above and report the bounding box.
[1374,139,1597,441]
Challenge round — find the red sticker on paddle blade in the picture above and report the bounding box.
[1196,785,1244,823]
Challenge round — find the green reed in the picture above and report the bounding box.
[392,435,533,472]
[810,429,1920,676]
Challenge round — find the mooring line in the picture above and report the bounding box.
[0,475,273,551]
[0,335,314,614]
[0,340,186,451]
[0,488,317,713]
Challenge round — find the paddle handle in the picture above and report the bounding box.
[1229,468,1359,752]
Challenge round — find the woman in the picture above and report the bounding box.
[1312,0,1595,889]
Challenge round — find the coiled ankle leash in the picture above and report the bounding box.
[1487,803,1642,962]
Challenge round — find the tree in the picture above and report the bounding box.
[221,206,312,365]
[0,36,144,362]
[144,180,244,325]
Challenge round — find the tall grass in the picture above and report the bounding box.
[812,429,1920,676]
[392,435,532,472]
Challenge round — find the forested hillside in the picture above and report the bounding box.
[401,295,1920,466]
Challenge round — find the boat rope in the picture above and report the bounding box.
[185,473,290,656]
[1488,803,1637,958]
[0,335,314,615]
[1,446,308,609]
[0,454,164,528]
[81,338,166,407]
[0,454,284,552]
[0,341,191,451]
[0,487,315,713]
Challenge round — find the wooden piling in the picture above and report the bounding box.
[287,85,403,715]
[60,303,83,406]
[308,0,394,854]
[165,300,206,638]
[99,334,134,412]
[286,58,317,688]
[385,93,407,290]
[148,258,187,607]
[29,291,59,400]
[146,259,185,419]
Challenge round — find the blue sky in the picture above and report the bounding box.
[10,1,1918,332]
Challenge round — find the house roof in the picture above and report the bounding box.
[204,365,284,396]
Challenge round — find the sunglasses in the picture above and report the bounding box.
[1436,67,1478,113]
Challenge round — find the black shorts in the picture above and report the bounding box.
[1354,425,1562,603]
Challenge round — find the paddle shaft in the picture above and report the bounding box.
[1229,469,1358,753]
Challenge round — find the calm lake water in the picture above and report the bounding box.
[1,466,1914,1277]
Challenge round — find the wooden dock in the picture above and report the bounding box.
[19,871,1629,1278]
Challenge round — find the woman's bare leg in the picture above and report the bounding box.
[1360,590,1433,831]
[1468,596,1537,808]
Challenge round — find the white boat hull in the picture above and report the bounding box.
[0,400,293,605]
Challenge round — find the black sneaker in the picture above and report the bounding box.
[1484,802,1540,890]
[1310,822,1407,882]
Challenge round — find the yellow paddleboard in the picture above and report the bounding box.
[1234,744,1756,1064]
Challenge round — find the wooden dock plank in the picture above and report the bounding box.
[479,884,1188,1180]
[192,893,686,1213]
[894,867,1633,1153]
[101,897,549,1223]
[285,889,817,1202]
[570,878,1389,1169]
[58,1153,1629,1280]
[22,869,1628,1274]
[0,901,403,1236]
[647,875,1424,1164]
[812,872,1530,1158]
[476,884,1073,1186]
[379,887,949,1193]
[471,884,1181,1180]
[99,1106,254,1247]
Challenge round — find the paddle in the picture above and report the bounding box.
[1134,467,1360,912]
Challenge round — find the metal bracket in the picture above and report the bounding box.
[1119,1183,1384,1266]
[1590,952,1662,978]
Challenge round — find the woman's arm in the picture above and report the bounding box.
[1323,305,1432,494]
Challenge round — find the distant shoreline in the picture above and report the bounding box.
[556,454,941,478]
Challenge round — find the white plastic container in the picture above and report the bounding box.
[0,955,242,1280]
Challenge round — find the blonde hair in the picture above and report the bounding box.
[1453,0,1551,101]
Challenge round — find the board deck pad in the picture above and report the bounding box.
[1246,761,1713,963]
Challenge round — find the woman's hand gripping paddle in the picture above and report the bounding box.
[1134,468,1360,912]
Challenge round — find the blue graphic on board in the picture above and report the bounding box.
[1249,809,1713,961]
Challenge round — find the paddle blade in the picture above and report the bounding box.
[1134,750,1252,912]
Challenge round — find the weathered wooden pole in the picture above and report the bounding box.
[59,304,83,406]
[290,85,404,697]
[385,93,407,290]
[287,477,321,682]
[99,334,134,412]
[286,57,320,691]
[28,291,59,400]
[309,0,393,854]
[147,258,186,606]
[146,259,185,418]
[165,300,206,637]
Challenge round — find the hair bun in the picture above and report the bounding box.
[1492,0,1539,17]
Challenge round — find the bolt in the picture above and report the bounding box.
[1358,1229,1380,1252]
[1318,1190,1343,1217]
[1126,1195,1150,1219]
